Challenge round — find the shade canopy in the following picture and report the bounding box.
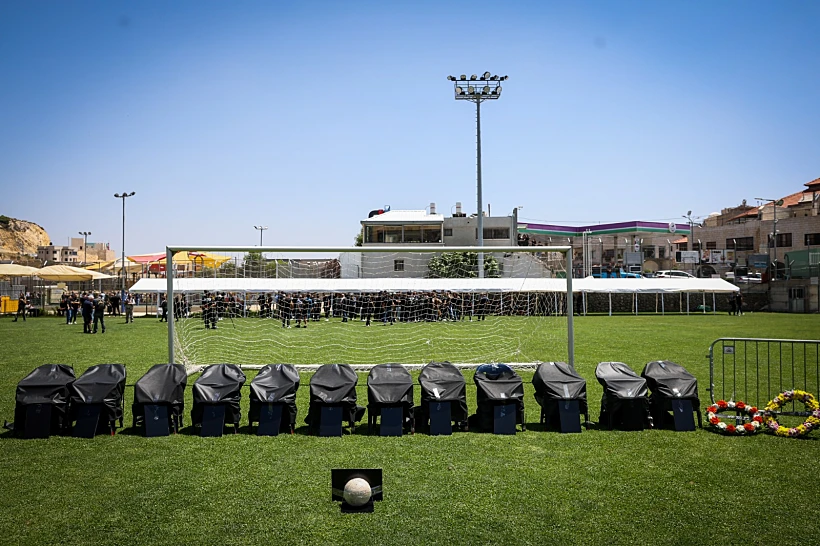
[0,264,39,277]
[35,265,114,281]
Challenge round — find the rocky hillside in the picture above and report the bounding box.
[0,215,50,259]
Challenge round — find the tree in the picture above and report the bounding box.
[354,230,363,247]
[428,252,500,278]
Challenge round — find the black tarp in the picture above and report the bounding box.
[470,364,525,431]
[641,360,700,427]
[132,364,187,432]
[532,361,588,428]
[367,363,414,432]
[191,364,246,427]
[249,364,300,432]
[305,364,365,432]
[595,361,650,430]
[417,361,468,430]
[70,364,127,434]
[12,364,75,436]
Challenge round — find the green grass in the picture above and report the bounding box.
[1,313,819,545]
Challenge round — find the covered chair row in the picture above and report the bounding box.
[6,363,126,438]
[596,360,700,431]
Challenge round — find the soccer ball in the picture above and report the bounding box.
[343,478,371,506]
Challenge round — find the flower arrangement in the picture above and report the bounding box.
[705,400,763,435]
[763,390,820,438]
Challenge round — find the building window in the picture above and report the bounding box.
[642,246,655,258]
[706,241,717,250]
[692,242,700,252]
[769,233,792,247]
[483,228,510,240]
[805,233,820,246]
[394,259,404,272]
[443,228,453,237]
[658,247,666,259]
[727,237,754,251]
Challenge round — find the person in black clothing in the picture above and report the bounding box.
[13,292,27,322]
[159,295,168,322]
[477,293,489,321]
[109,292,121,316]
[202,291,217,329]
[93,294,106,333]
[280,293,292,328]
[735,291,744,316]
[82,294,94,333]
[363,295,374,326]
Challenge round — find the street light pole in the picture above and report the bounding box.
[447,72,508,278]
[254,225,268,247]
[114,192,135,309]
[756,197,783,281]
[683,211,695,276]
[78,231,91,265]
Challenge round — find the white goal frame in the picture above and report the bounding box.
[163,245,575,368]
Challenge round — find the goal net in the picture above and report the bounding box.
[142,246,573,372]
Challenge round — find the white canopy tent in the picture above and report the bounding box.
[128,276,738,315]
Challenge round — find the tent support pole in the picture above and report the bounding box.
[609,292,612,316]
[661,293,665,315]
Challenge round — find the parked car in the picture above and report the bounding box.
[655,270,695,279]
[592,268,643,279]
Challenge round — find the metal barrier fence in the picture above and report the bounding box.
[709,338,820,416]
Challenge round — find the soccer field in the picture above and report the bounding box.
[1,314,819,545]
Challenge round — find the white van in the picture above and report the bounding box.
[655,270,695,279]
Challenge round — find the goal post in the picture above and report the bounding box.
[160,245,574,372]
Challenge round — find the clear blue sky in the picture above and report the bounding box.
[2,0,818,255]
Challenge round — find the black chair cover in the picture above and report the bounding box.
[641,360,701,428]
[191,364,246,427]
[70,364,127,434]
[595,361,650,430]
[532,361,588,428]
[13,364,75,436]
[249,364,300,432]
[132,364,187,432]
[470,364,525,431]
[305,364,365,433]
[367,363,414,432]
[417,361,468,430]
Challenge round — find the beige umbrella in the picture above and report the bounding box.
[0,264,40,277]
[35,265,114,281]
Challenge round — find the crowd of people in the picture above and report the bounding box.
[166,290,567,330]
[55,290,139,333]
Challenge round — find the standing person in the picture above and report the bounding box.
[363,294,374,326]
[70,292,80,324]
[159,295,168,322]
[59,293,69,323]
[82,294,94,334]
[735,291,744,316]
[174,295,182,322]
[478,293,489,321]
[124,292,135,323]
[280,293,292,328]
[109,291,121,316]
[728,294,736,315]
[202,291,217,329]
[93,293,106,333]
[13,292,27,322]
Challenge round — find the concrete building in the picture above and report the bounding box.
[37,244,79,264]
[354,203,549,279]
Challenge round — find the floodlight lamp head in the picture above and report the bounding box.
[455,87,464,95]
[470,74,477,80]
[482,85,490,94]
[687,210,692,216]
[447,75,454,81]
[483,71,491,80]
[467,86,475,94]
[495,86,502,95]
[460,74,467,80]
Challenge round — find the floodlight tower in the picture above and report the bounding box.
[254,225,268,247]
[114,192,135,309]
[447,71,508,278]
[78,231,91,265]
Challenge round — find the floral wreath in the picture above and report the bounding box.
[705,400,763,435]
[763,390,820,438]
